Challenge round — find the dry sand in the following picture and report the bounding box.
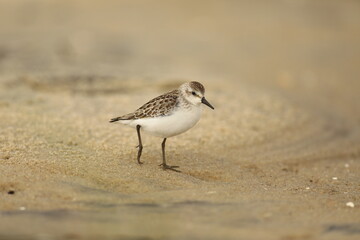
[0,0,360,239]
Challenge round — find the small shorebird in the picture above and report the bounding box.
[110,81,214,172]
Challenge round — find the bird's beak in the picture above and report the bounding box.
[201,97,214,110]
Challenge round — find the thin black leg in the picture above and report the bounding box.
[159,138,180,172]
[136,125,143,164]
[161,138,167,166]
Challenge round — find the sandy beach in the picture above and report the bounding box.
[0,0,359,239]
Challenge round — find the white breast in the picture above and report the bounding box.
[120,106,202,138]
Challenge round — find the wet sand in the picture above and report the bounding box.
[0,0,360,239]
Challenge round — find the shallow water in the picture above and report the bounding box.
[2,201,359,240]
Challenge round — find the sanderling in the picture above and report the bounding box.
[110,81,214,172]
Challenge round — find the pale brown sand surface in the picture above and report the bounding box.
[0,0,360,239]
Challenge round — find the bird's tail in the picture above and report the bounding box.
[109,117,122,123]
[109,113,135,123]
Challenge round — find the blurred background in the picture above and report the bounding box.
[0,0,358,82]
[1,0,359,116]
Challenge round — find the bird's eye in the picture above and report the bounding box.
[191,91,196,96]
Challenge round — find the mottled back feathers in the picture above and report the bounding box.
[110,90,179,122]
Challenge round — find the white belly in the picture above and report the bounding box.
[120,107,202,138]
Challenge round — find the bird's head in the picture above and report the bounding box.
[180,81,214,110]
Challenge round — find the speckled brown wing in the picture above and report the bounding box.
[109,90,179,122]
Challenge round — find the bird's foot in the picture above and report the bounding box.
[159,163,181,172]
